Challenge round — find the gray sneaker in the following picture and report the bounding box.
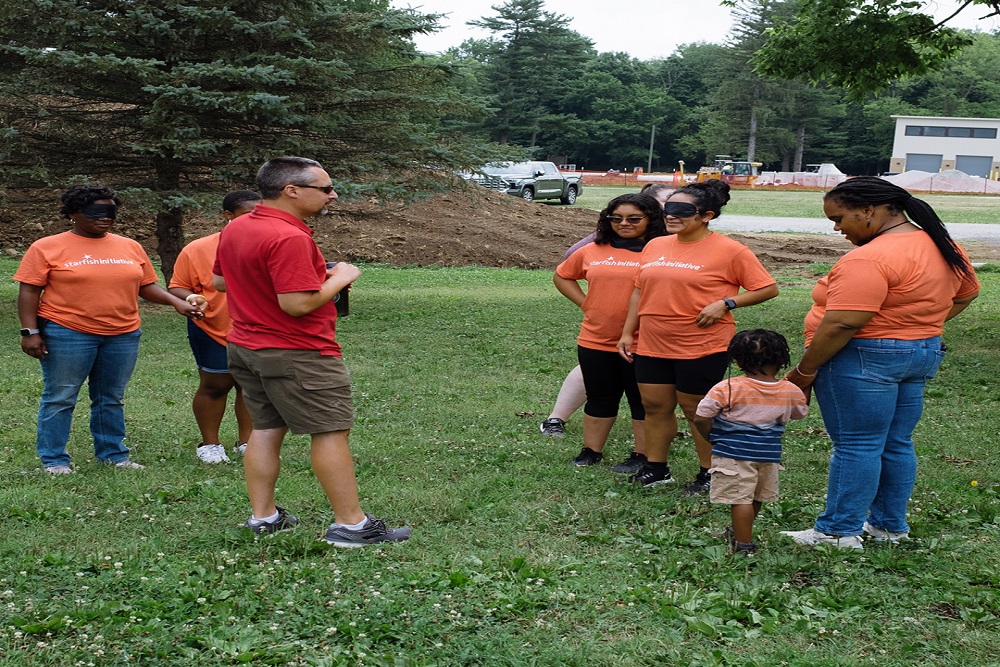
[540,418,566,438]
[114,459,145,470]
[245,506,300,536]
[45,465,73,475]
[323,514,412,548]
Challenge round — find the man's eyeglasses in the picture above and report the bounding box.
[294,184,336,194]
[663,202,700,218]
[608,215,647,224]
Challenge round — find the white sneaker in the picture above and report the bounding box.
[196,444,230,464]
[863,522,909,544]
[45,465,73,475]
[233,442,247,456]
[780,527,863,550]
[114,459,145,470]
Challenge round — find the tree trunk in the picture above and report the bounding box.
[794,122,806,172]
[156,208,185,285]
[154,161,184,284]
[746,78,762,163]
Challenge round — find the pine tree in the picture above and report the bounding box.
[0,0,492,279]
[468,0,594,149]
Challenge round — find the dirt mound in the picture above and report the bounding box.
[4,185,998,270]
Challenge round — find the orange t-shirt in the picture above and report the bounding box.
[804,231,980,344]
[634,233,776,359]
[169,232,231,346]
[14,231,159,335]
[557,242,643,352]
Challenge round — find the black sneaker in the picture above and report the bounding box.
[323,514,412,548]
[629,464,674,487]
[610,451,647,474]
[572,447,603,466]
[245,506,300,536]
[682,471,712,496]
[734,541,757,555]
[540,418,566,438]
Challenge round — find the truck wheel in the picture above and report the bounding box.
[521,187,535,201]
[560,186,578,205]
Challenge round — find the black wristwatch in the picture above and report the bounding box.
[20,328,40,337]
[723,298,737,311]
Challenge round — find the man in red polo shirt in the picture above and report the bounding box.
[213,156,411,547]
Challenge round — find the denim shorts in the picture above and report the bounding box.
[187,319,229,374]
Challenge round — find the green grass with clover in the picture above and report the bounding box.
[0,257,998,666]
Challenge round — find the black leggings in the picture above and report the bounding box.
[578,346,645,420]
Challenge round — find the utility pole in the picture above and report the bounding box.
[647,124,656,174]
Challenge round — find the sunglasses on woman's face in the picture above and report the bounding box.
[663,202,700,218]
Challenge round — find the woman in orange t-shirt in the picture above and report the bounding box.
[780,177,980,549]
[169,191,260,464]
[617,180,779,492]
[554,193,667,472]
[15,184,202,474]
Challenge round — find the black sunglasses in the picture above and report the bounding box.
[294,184,336,194]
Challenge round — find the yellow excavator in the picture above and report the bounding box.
[696,155,762,185]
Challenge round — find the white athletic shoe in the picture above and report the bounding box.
[45,465,73,475]
[196,444,230,464]
[234,442,248,456]
[863,522,909,544]
[780,527,863,550]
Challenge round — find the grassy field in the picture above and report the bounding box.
[571,186,1000,225]
[1,258,998,666]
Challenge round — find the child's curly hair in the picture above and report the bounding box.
[728,329,790,375]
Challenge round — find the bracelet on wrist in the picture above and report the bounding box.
[185,294,202,304]
[795,364,817,377]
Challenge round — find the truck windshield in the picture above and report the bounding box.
[482,164,533,177]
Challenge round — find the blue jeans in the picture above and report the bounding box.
[813,337,945,536]
[36,320,142,466]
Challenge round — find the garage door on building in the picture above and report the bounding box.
[906,153,943,172]
[955,155,993,178]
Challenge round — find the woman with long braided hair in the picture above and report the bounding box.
[781,176,980,549]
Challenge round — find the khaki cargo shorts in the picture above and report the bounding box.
[709,455,783,505]
[227,344,354,434]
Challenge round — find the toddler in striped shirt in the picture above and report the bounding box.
[695,329,809,555]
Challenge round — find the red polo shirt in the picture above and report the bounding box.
[213,205,341,356]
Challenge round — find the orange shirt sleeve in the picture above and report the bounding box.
[169,233,231,346]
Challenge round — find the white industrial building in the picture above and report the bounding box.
[889,115,1000,178]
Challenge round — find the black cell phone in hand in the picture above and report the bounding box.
[325,262,350,317]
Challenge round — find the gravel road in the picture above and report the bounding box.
[715,216,1000,243]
